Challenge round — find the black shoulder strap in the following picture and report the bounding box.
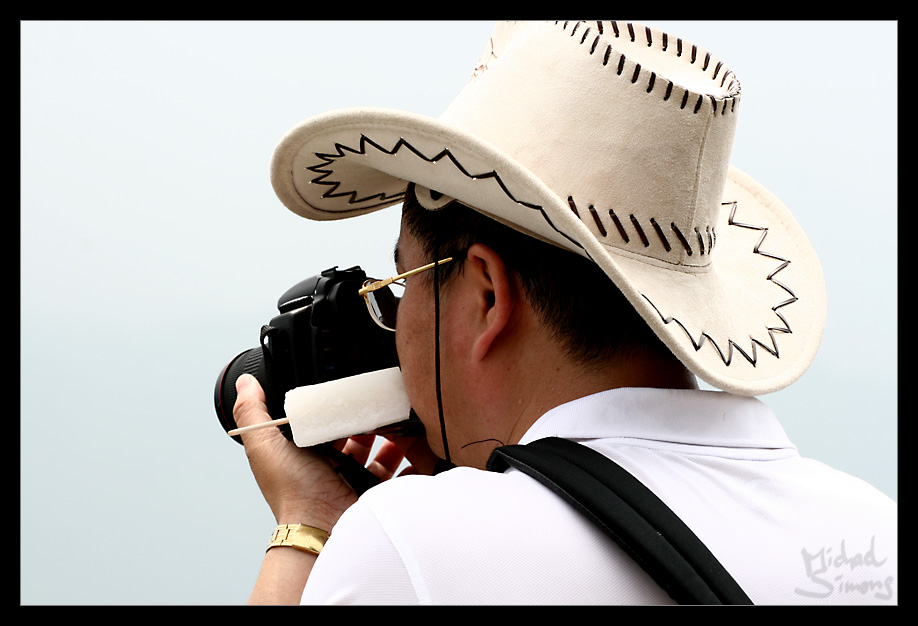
[486,436,753,605]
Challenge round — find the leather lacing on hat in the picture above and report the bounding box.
[562,20,741,115]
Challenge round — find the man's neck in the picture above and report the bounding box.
[457,339,697,469]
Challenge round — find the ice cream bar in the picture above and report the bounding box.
[284,367,413,448]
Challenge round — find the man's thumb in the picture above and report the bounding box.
[232,374,270,429]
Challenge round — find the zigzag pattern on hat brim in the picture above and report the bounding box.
[305,133,587,255]
[273,120,824,397]
[642,200,797,369]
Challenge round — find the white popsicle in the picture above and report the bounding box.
[284,367,412,448]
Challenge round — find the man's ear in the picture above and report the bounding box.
[464,243,518,362]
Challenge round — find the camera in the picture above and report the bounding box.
[214,265,400,444]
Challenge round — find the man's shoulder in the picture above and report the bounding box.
[363,464,519,501]
[357,462,565,524]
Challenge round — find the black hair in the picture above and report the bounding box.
[400,184,670,371]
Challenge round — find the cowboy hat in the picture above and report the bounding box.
[269,20,826,397]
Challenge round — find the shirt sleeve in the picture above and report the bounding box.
[299,498,420,605]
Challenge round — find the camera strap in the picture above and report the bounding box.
[432,252,451,466]
[486,436,753,605]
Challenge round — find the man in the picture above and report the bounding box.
[233,21,897,604]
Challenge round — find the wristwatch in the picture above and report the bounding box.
[266,524,329,555]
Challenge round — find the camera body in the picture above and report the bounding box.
[214,265,399,443]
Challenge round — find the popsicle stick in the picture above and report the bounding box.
[227,417,290,437]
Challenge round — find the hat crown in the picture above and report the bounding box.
[440,21,741,267]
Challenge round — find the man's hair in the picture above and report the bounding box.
[401,184,671,370]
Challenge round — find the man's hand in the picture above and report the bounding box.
[232,373,440,528]
[235,372,434,605]
[234,374,355,529]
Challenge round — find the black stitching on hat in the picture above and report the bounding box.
[560,21,741,117]
[630,214,650,247]
[608,209,629,243]
[631,64,642,84]
[695,227,706,255]
[567,195,715,260]
[670,222,693,255]
[587,205,607,237]
[567,195,580,217]
[650,218,671,252]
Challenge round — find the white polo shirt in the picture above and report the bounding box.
[301,388,898,605]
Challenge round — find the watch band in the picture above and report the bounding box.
[267,524,329,555]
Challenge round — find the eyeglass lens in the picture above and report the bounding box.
[367,282,403,330]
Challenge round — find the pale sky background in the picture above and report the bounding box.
[21,20,897,605]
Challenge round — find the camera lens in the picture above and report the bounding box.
[214,346,288,444]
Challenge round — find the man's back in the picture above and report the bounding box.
[301,389,897,605]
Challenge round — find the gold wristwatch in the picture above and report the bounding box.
[266,524,329,555]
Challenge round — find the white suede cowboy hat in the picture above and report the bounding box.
[269,20,826,397]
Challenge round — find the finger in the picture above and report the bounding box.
[233,374,279,446]
[366,439,407,482]
[385,435,441,476]
[233,374,268,425]
[341,434,377,466]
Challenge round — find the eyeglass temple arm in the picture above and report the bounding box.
[358,257,453,296]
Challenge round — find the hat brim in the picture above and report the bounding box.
[271,107,826,396]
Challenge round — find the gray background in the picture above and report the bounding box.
[21,21,897,605]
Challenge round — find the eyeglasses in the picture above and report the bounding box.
[358,257,455,331]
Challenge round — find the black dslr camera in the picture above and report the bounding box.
[213,265,400,445]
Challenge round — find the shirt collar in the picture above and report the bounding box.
[519,387,796,452]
